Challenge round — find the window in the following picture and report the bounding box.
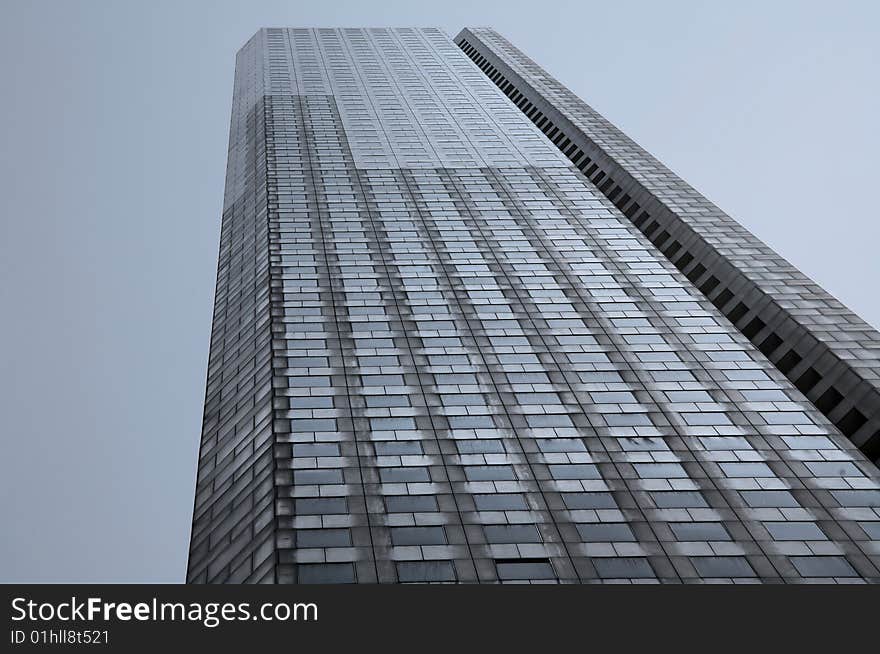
[495,559,556,581]
[670,523,730,541]
[474,494,528,511]
[365,395,410,408]
[464,465,517,481]
[292,443,340,457]
[576,523,635,542]
[369,417,417,431]
[690,557,755,578]
[484,525,541,543]
[562,492,617,510]
[764,522,825,541]
[593,558,654,579]
[385,495,438,513]
[455,439,504,454]
[397,561,456,582]
[297,563,355,584]
[548,464,600,480]
[740,491,798,508]
[789,557,857,578]
[296,528,351,547]
[294,469,344,485]
[295,498,348,515]
[651,491,707,509]
[375,441,423,455]
[380,467,430,483]
[391,526,447,546]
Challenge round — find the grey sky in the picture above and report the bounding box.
[1,0,877,582]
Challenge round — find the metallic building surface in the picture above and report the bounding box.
[188,27,880,584]
[456,27,880,463]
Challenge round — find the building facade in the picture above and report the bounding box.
[187,27,880,583]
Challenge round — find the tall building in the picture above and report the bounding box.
[187,27,880,584]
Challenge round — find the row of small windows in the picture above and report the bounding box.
[287,488,880,517]
[289,551,860,582]
[283,514,852,548]
[282,434,849,459]
[456,37,875,453]
[279,461,862,486]
[287,522,842,546]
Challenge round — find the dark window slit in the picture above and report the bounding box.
[836,409,868,437]
[742,317,766,339]
[816,387,844,414]
[712,288,734,310]
[794,368,821,394]
[700,276,719,294]
[623,202,640,218]
[644,220,661,237]
[675,251,694,269]
[727,302,749,325]
[758,333,783,357]
[686,262,706,283]
[776,349,802,374]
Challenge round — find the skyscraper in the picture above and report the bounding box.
[187,27,880,584]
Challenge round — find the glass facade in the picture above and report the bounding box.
[456,28,880,464]
[187,27,880,584]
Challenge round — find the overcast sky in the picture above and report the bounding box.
[1,0,877,582]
